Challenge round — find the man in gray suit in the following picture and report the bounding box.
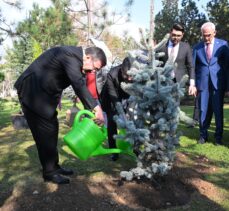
[159,23,196,96]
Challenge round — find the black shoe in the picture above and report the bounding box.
[43,174,70,184]
[215,140,223,145]
[56,167,74,176]
[110,154,119,161]
[198,137,207,144]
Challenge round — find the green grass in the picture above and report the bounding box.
[0,98,229,210]
[177,105,229,210]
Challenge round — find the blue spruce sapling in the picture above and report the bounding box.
[114,35,189,181]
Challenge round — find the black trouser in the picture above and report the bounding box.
[21,103,60,175]
[107,112,117,149]
[193,95,200,122]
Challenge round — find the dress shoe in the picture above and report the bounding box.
[43,173,70,184]
[215,140,223,145]
[198,137,207,144]
[56,167,74,176]
[110,154,119,161]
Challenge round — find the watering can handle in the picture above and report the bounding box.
[73,109,95,127]
[73,110,107,137]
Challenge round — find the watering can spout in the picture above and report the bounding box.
[90,145,122,157]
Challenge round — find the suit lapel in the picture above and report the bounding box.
[210,38,219,65]
[199,42,208,64]
[175,42,182,62]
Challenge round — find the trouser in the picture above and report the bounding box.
[193,95,200,122]
[21,103,60,175]
[199,80,224,141]
[106,112,117,149]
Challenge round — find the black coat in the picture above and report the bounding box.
[159,41,195,83]
[100,64,129,113]
[14,46,97,119]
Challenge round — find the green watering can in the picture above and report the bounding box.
[63,110,134,160]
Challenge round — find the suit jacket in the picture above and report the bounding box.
[193,38,229,91]
[100,65,129,113]
[14,46,97,119]
[159,41,195,83]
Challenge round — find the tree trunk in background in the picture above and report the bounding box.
[149,0,154,67]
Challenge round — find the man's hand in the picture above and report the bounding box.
[188,85,197,97]
[93,105,105,126]
[225,91,229,97]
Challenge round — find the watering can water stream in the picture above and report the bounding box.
[63,110,135,160]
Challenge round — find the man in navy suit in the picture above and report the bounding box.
[193,22,229,145]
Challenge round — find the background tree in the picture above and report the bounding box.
[16,0,77,51]
[0,0,78,97]
[155,0,207,46]
[154,0,179,42]
[66,0,133,47]
[206,0,229,41]
[0,0,21,44]
[179,0,206,45]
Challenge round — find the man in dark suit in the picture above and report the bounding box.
[159,23,196,96]
[14,46,107,184]
[193,22,229,145]
[100,57,132,161]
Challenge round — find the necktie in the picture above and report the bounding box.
[169,45,176,63]
[206,43,212,62]
[168,44,176,79]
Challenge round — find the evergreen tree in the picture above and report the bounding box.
[3,0,77,77]
[16,1,77,51]
[206,0,229,41]
[154,0,179,42]
[4,34,34,77]
[179,0,206,45]
[114,35,188,181]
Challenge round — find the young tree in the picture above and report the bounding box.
[114,35,188,181]
[114,0,188,182]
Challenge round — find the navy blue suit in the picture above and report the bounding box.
[193,38,229,141]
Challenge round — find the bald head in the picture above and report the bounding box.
[201,22,216,44]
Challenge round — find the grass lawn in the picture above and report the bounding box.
[0,98,228,210]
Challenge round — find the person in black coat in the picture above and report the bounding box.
[14,46,107,184]
[100,57,132,161]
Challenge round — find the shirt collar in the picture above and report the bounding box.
[168,40,179,48]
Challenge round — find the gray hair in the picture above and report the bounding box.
[201,22,215,32]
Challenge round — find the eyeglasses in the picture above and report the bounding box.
[171,33,182,38]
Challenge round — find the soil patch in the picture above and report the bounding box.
[0,152,223,211]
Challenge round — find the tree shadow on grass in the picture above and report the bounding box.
[3,146,227,211]
[0,119,228,210]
